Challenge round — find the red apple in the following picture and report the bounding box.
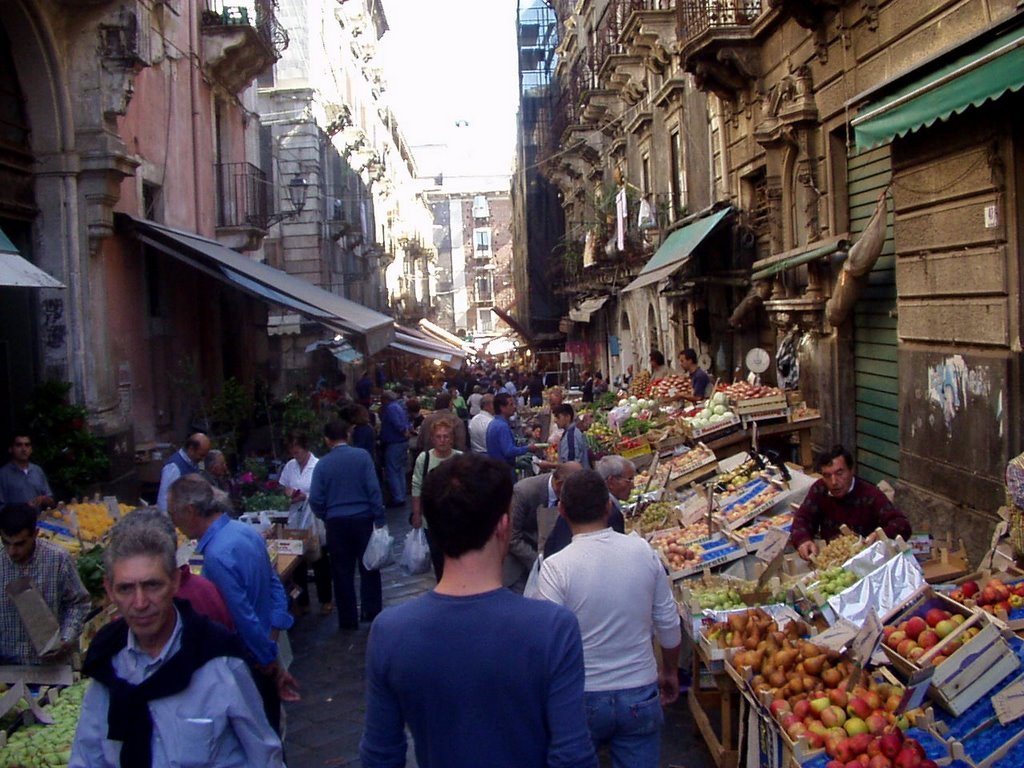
[879,731,904,758]
[827,762,845,768]
[961,580,979,598]
[830,688,850,709]
[770,698,791,718]
[835,738,857,763]
[907,646,926,662]
[917,629,939,649]
[896,639,917,657]
[781,713,801,730]
[794,699,813,719]
[893,747,921,768]
[787,721,808,740]
[925,608,949,628]
[849,732,874,755]
[904,616,927,640]
[822,705,847,728]
[865,713,888,735]
[847,697,872,719]
[863,690,882,710]
[869,756,893,768]
[886,630,907,649]
[919,761,938,768]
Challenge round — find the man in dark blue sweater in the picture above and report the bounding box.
[309,419,386,630]
[360,454,597,768]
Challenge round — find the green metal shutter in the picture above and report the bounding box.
[848,145,899,483]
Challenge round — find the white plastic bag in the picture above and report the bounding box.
[362,524,394,571]
[399,528,431,575]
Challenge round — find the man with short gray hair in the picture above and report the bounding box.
[70,512,284,767]
[543,455,631,558]
[168,474,296,733]
[156,432,210,512]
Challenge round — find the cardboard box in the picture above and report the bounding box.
[4,578,61,656]
[269,525,309,557]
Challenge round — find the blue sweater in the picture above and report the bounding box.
[360,589,597,768]
[485,416,528,466]
[309,443,385,523]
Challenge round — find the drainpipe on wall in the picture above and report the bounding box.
[188,0,203,229]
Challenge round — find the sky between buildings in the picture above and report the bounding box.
[379,0,521,181]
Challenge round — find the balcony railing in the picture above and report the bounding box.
[215,162,268,229]
[680,0,762,38]
[202,0,289,56]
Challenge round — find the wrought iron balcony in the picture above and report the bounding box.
[215,161,268,230]
[679,0,764,100]
[201,1,288,93]
[680,0,762,38]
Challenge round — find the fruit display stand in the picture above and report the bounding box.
[662,534,747,581]
[727,513,794,553]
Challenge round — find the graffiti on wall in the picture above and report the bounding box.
[41,298,66,350]
[926,354,995,434]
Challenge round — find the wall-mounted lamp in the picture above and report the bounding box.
[262,173,309,227]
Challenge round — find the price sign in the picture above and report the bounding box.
[849,608,883,667]
[104,496,121,520]
[812,618,859,653]
[681,500,709,527]
[897,666,936,714]
[756,528,789,563]
[993,677,1024,725]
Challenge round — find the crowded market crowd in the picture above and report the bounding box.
[3,350,975,768]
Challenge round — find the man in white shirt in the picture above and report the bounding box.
[536,470,681,768]
[468,394,495,454]
[467,386,485,417]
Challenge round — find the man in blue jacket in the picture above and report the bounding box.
[485,393,545,473]
[309,419,387,630]
[379,391,411,507]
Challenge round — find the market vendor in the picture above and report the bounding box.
[156,432,211,512]
[678,348,712,401]
[0,503,91,665]
[790,445,912,561]
[0,434,54,509]
[649,350,673,380]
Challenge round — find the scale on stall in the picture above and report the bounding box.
[744,347,770,384]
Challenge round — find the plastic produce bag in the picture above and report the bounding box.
[362,525,394,571]
[399,528,431,575]
[523,556,543,599]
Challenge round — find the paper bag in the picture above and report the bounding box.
[5,577,61,656]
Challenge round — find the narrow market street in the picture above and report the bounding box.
[283,501,716,768]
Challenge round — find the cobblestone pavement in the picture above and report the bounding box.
[283,502,716,768]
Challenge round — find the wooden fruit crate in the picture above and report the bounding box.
[882,587,1020,716]
[732,393,788,415]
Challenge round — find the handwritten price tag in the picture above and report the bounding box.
[757,528,790,563]
[812,618,859,653]
[849,608,883,666]
[993,677,1024,725]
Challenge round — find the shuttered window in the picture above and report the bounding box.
[848,145,899,483]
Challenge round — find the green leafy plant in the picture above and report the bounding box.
[22,381,111,499]
[210,378,253,461]
[241,490,291,512]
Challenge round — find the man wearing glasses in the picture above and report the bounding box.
[0,435,54,509]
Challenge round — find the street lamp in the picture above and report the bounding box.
[261,173,309,227]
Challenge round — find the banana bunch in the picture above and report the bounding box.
[0,679,88,767]
[36,529,82,557]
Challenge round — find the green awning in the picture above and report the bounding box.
[0,225,65,288]
[853,26,1024,150]
[622,208,731,293]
